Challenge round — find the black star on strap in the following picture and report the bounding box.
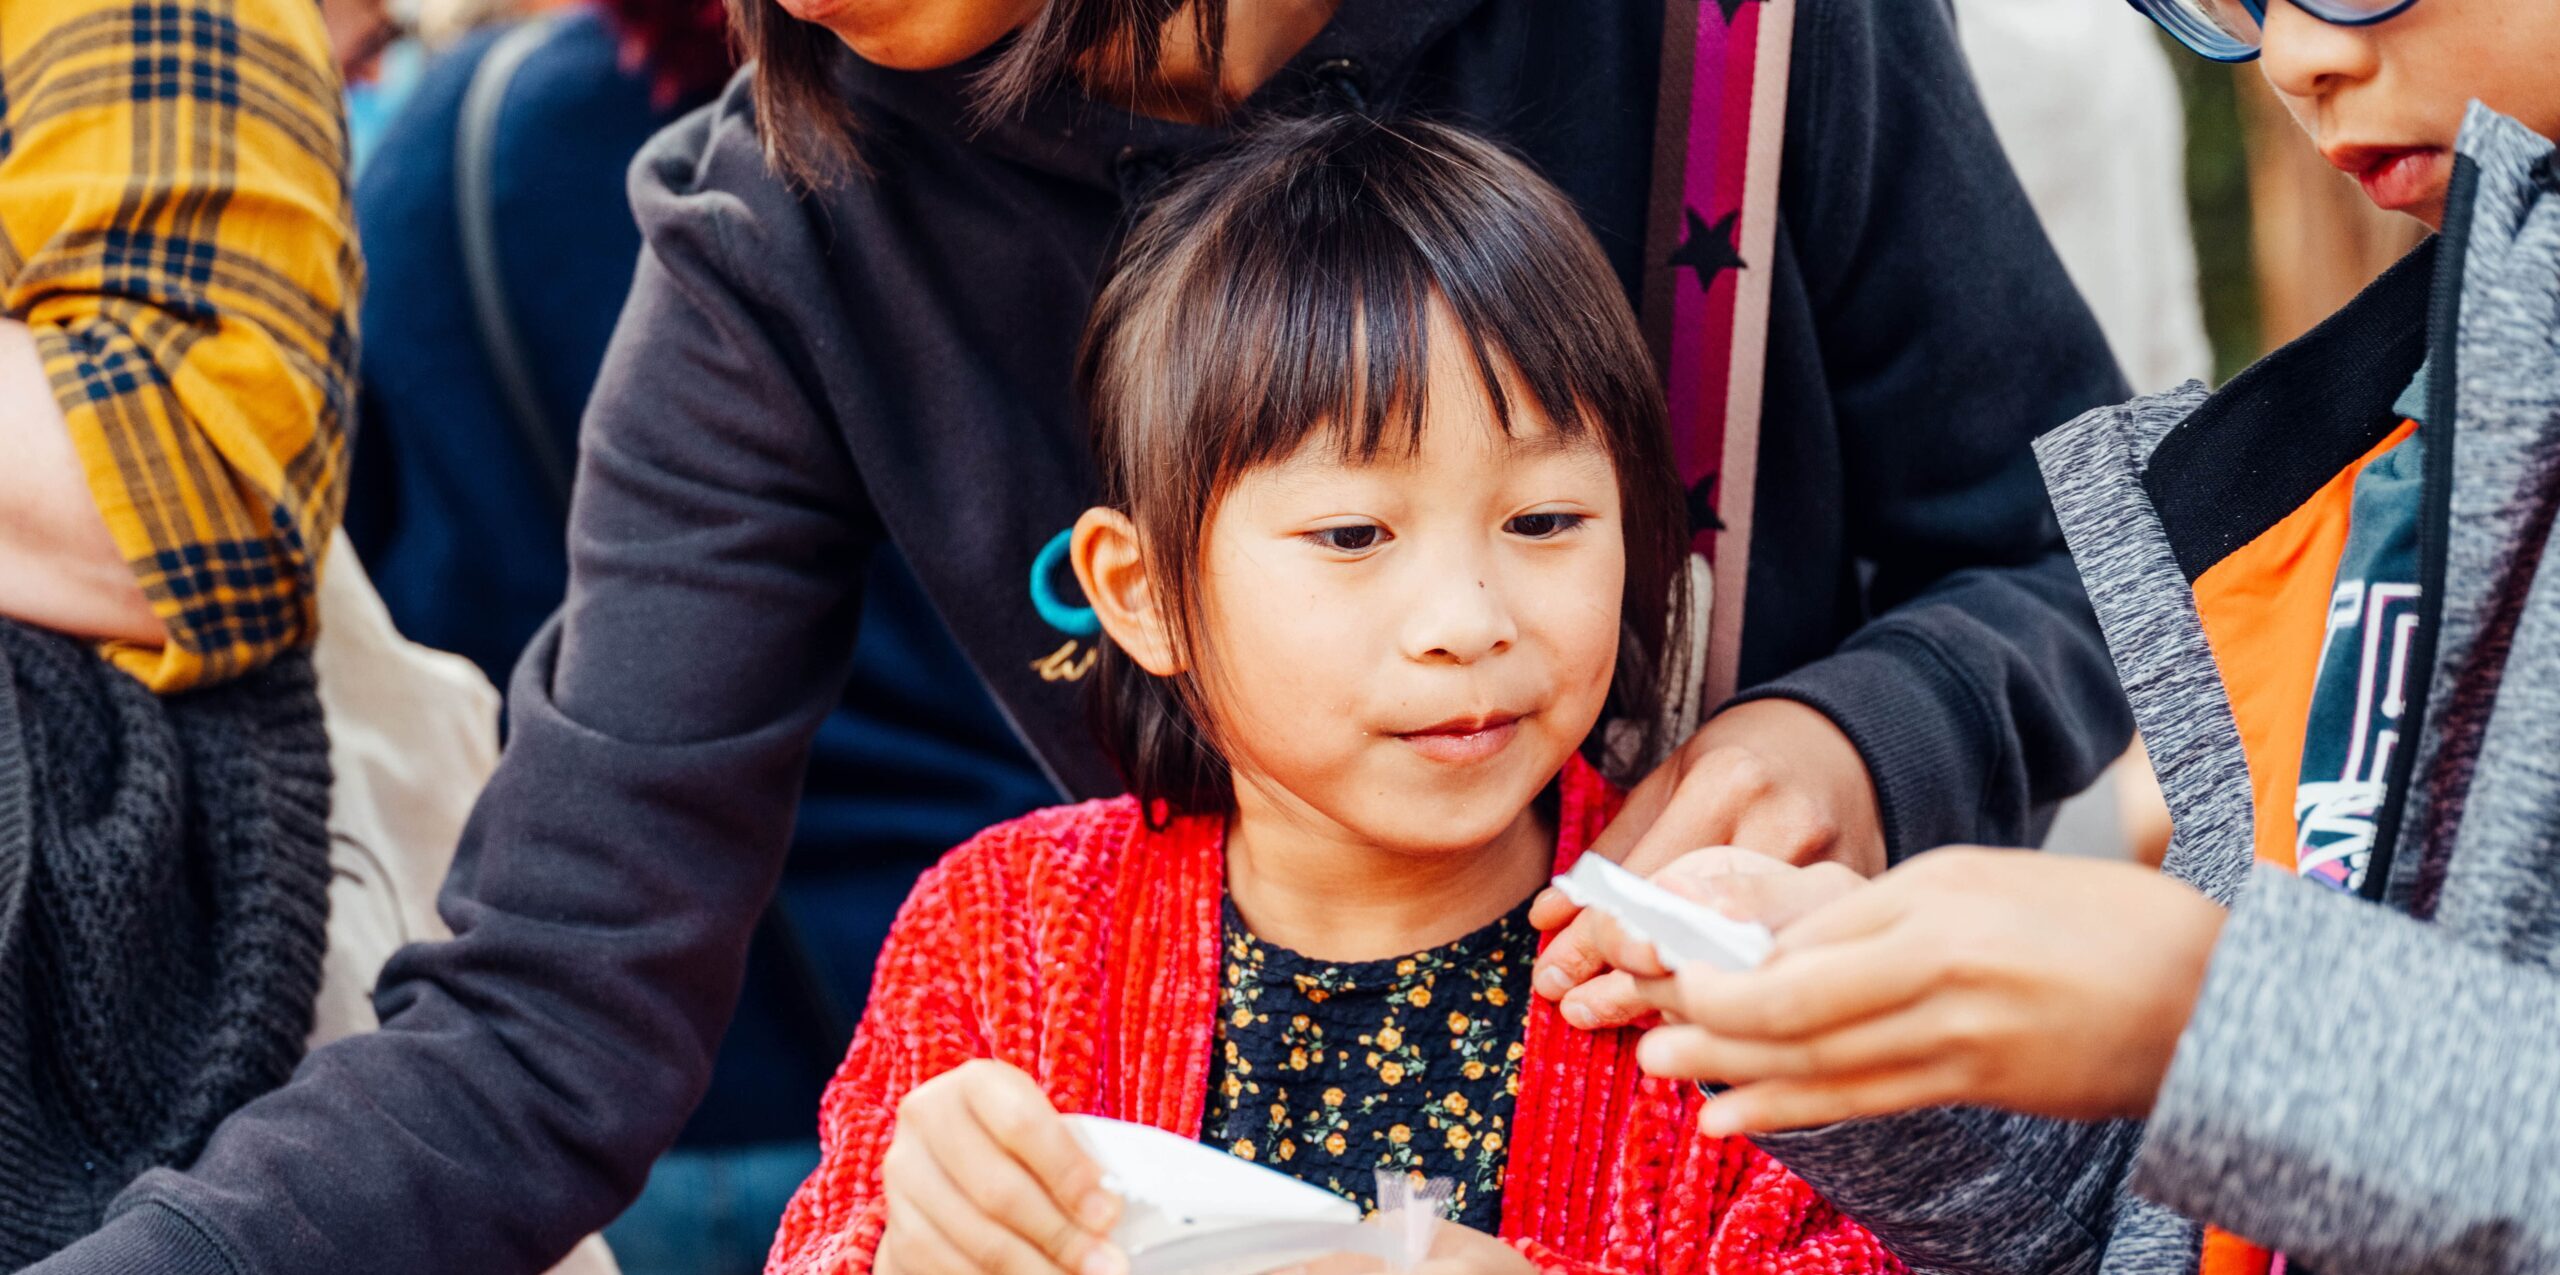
[1667,207,1745,293]
[1686,473,1727,535]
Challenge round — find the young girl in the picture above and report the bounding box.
[763,116,1899,1275]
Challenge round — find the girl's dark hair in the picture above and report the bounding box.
[722,0,1228,189]
[1078,113,1691,819]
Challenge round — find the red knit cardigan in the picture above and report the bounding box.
[766,758,1901,1275]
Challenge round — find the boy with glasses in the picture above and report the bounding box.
[1534,1,2560,1271]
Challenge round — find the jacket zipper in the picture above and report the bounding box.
[2360,154,2481,907]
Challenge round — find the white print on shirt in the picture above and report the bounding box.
[2292,579,2421,891]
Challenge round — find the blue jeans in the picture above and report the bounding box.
[604,1141,823,1275]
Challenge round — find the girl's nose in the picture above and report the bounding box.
[1405,569,1519,665]
[2259,0,2381,103]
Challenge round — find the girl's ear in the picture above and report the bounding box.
[1072,507,1187,676]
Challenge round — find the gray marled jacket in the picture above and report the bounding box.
[1753,104,2560,1275]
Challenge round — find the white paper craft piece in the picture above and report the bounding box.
[1551,854,1775,972]
[1065,1115,1391,1275]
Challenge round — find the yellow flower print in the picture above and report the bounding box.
[1389,1124,1412,1145]
[1289,1047,1310,1070]
[1397,959,1417,977]
[1325,1132,1348,1155]
[1462,1060,1486,1081]
[1505,1041,1525,1062]
[1380,1061,1406,1085]
[1234,1140,1257,1161]
[1506,1072,1521,1097]
[1447,1011,1470,1034]
[1292,1014,1311,1032]
[1486,987,1509,1007]
[1377,1026,1403,1051]
[1278,1140,1296,1161]
[1231,1007,1252,1028]
[1446,1126,1473,1151]
[1223,1075,1243,1099]
[1324,1087,1345,1107]
[1409,987,1431,1008]
[1445,1093,1470,1116]
[1484,1131,1504,1154]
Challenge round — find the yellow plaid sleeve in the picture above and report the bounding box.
[0,0,358,691]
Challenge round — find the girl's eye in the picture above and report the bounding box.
[1506,511,1586,539]
[1308,524,1386,553]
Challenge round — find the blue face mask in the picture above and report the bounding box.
[2126,0,2420,62]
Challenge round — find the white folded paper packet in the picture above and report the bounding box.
[1551,854,1775,972]
[1065,1116,1392,1275]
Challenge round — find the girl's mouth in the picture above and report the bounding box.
[1393,713,1524,765]
[2329,145,2446,214]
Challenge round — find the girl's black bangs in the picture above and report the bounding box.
[1172,168,1614,489]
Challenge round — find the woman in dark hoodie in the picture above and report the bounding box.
[24,3,2134,1274]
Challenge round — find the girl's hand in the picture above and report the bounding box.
[1529,700,1887,1030]
[1625,848,2226,1135]
[876,1059,1125,1275]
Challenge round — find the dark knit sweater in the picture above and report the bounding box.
[0,622,332,1266]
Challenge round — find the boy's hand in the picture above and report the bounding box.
[876,1059,1125,1275]
[1530,699,1886,1029]
[1626,849,2226,1135]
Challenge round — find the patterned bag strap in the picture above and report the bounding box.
[1639,0,1800,730]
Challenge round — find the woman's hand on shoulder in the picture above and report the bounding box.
[876,1059,1125,1275]
[1530,700,1886,1030]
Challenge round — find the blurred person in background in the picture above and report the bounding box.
[1953,0,2214,397]
[345,3,1054,1271]
[325,0,409,87]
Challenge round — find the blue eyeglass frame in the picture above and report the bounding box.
[2125,0,2424,62]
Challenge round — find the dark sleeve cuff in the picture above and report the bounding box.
[19,1200,240,1275]
[1729,629,1994,864]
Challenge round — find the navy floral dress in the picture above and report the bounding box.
[1199,898,1535,1231]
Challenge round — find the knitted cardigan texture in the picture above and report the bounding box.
[767,759,1901,1274]
[0,621,333,1264]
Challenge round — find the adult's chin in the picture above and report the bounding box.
[780,0,1035,71]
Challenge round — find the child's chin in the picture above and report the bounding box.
[1346,778,1554,856]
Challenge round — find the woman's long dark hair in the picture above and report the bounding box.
[1077,114,1692,821]
[722,0,1229,188]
